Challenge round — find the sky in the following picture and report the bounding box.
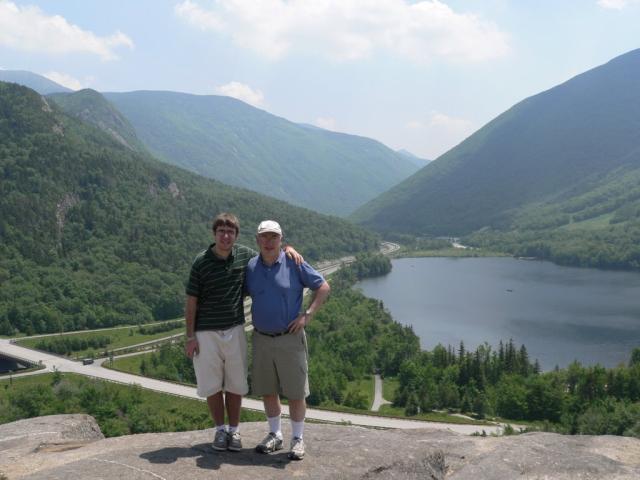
[1,0,639,160]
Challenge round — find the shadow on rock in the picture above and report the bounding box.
[140,443,290,470]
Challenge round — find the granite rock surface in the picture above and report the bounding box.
[1,415,639,479]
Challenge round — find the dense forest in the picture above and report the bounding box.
[395,341,640,437]
[0,82,378,336]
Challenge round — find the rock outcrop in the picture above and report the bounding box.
[1,415,639,479]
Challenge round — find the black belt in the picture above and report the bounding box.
[254,327,289,337]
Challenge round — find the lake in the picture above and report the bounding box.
[356,257,640,370]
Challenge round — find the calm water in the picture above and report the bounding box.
[357,257,640,369]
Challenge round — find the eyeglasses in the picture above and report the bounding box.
[215,228,236,237]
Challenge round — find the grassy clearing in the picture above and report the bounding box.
[108,353,153,375]
[559,213,614,231]
[345,375,374,409]
[382,376,398,403]
[16,322,184,359]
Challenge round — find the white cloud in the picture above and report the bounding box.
[315,117,337,130]
[175,0,509,63]
[43,71,85,90]
[174,0,225,30]
[597,0,639,9]
[0,1,133,60]
[428,111,474,133]
[404,111,475,158]
[216,81,265,107]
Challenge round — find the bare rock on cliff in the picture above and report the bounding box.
[0,415,639,479]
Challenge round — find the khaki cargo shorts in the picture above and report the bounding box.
[251,329,309,400]
[193,324,248,397]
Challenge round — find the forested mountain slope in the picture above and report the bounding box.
[103,90,419,216]
[0,82,378,335]
[353,49,640,269]
[49,89,147,152]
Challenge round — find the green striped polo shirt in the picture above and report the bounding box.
[185,243,257,331]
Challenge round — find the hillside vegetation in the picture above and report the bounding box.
[0,82,378,335]
[103,90,418,216]
[353,49,640,269]
[49,89,147,152]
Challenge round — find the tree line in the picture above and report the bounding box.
[394,340,640,437]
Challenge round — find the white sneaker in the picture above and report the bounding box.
[288,437,305,460]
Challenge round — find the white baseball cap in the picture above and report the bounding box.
[257,220,282,236]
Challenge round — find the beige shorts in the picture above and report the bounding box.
[193,325,248,397]
[251,329,309,400]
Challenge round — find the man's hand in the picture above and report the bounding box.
[185,338,199,358]
[284,245,304,265]
[287,312,311,333]
[288,312,308,334]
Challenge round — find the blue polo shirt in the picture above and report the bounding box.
[245,250,326,333]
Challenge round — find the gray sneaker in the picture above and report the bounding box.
[288,437,305,460]
[212,429,228,451]
[227,431,242,451]
[255,432,283,453]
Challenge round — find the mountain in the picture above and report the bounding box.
[49,89,146,152]
[352,49,640,269]
[396,149,430,168]
[0,70,71,94]
[103,90,419,216]
[0,82,378,335]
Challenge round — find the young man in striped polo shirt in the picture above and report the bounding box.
[184,213,301,452]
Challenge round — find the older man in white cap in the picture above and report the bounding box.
[245,220,330,460]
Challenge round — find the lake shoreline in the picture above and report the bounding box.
[356,257,640,370]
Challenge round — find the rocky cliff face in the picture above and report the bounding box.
[1,415,639,479]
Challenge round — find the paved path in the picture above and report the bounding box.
[370,374,392,412]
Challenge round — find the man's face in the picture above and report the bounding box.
[257,232,282,257]
[214,225,237,252]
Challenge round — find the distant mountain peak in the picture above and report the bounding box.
[0,70,71,94]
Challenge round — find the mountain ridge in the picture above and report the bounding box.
[351,49,640,268]
[103,89,419,216]
[0,70,71,94]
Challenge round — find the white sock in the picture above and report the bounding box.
[228,425,238,434]
[291,420,304,440]
[216,424,226,432]
[268,415,282,438]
